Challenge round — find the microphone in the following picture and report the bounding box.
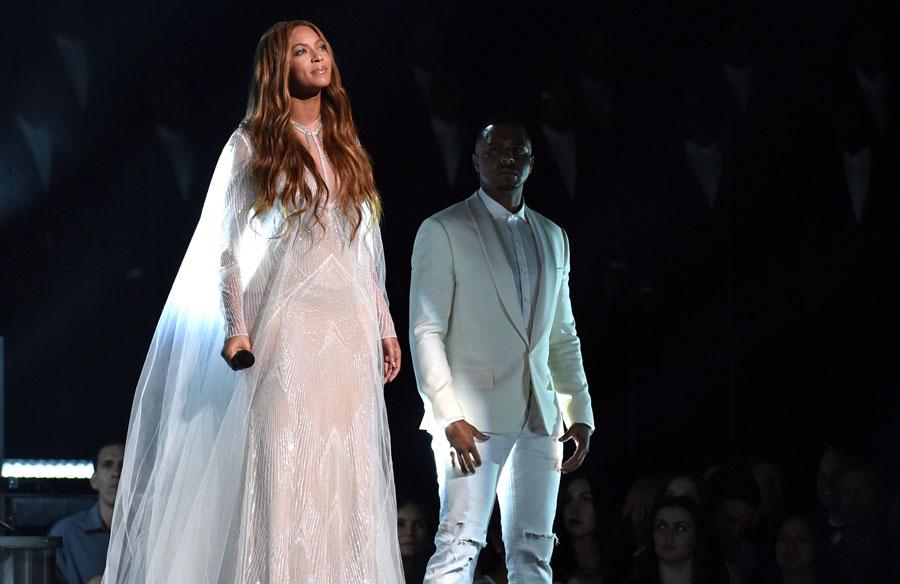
[231,349,255,370]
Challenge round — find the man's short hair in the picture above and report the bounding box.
[708,466,760,509]
[92,438,125,470]
[476,114,531,150]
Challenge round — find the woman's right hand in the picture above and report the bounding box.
[221,335,252,370]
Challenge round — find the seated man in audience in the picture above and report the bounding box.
[834,465,896,583]
[708,466,761,584]
[49,440,124,584]
[816,444,857,546]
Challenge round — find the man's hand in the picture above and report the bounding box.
[382,337,401,383]
[221,335,252,370]
[559,423,592,474]
[86,576,102,584]
[445,420,490,475]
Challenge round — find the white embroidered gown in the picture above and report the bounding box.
[103,123,404,584]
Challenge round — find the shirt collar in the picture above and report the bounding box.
[477,189,528,222]
[82,502,107,533]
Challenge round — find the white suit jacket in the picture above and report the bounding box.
[409,193,594,435]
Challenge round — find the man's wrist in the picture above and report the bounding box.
[443,416,465,428]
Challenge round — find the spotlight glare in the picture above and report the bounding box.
[1,459,93,479]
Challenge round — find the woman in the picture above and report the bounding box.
[103,20,404,583]
[759,511,835,584]
[638,496,729,584]
[553,472,623,584]
[397,497,434,583]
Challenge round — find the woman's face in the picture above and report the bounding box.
[653,506,697,564]
[664,476,702,504]
[563,477,597,538]
[775,517,815,571]
[397,503,430,559]
[288,25,332,96]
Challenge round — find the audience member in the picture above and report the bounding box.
[763,511,836,584]
[749,458,786,530]
[553,472,622,584]
[397,496,434,584]
[659,472,706,506]
[816,445,856,547]
[833,466,895,583]
[48,440,124,584]
[637,496,729,584]
[708,466,761,584]
[621,477,664,580]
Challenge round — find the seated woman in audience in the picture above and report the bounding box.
[553,472,624,584]
[397,496,435,584]
[637,496,729,584]
[763,511,835,584]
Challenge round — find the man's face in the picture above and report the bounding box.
[90,444,124,508]
[472,123,534,193]
[752,461,784,512]
[839,469,880,529]
[817,447,854,515]
[715,498,756,542]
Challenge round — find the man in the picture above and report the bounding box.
[708,467,761,584]
[49,440,124,584]
[816,444,856,546]
[409,117,594,583]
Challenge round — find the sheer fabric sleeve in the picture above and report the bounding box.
[219,130,255,339]
[365,208,396,339]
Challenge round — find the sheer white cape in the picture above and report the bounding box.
[103,128,403,583]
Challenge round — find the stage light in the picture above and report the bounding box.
[1,459,93,479]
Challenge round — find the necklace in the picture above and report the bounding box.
[290,118,331,194]
[291,117,322,137]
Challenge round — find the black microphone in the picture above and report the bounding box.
[231,349,255,370]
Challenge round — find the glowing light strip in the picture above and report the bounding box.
[1,459,93,479]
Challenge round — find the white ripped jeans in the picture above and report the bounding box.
[423,411,563,584]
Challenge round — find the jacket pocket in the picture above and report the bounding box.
[451,368,494,390]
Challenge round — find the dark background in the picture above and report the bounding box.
[1,0,898,497]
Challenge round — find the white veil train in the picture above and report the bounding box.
[103,127,374,583]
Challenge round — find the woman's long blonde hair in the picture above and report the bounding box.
[243,20,381,238]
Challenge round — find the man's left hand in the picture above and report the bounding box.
[558,423,592,474]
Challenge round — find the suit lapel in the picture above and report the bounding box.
[526,208,558,346]
[465,194,529,343]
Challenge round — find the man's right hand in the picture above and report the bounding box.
[445,420,490,475]
[221,335,252,370]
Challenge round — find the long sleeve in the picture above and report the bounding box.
[409,217,465,425]
[547,229,594,429]
[218,131,255,339]
[367,214,396,339]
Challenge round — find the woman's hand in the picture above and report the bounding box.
[221,335,252,370]
[382,337,401,383]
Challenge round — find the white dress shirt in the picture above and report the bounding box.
[477,189,541,333]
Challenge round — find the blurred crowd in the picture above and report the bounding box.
[395,444,899,584]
